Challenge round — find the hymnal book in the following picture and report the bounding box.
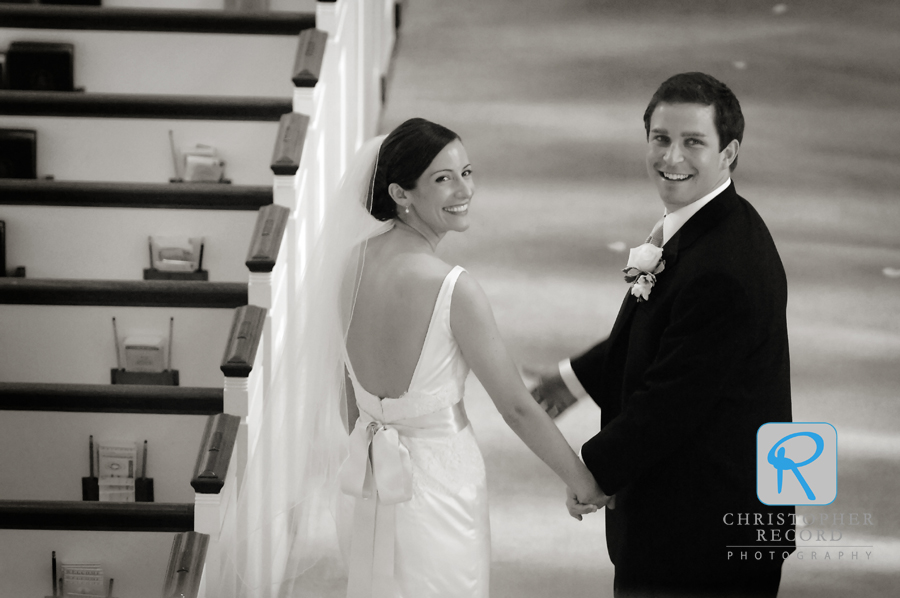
[61,562,104,596]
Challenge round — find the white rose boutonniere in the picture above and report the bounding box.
[622,243,665,302]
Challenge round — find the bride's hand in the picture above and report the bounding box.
[566,485,615,520]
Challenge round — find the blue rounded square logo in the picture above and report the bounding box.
[757,422,837,506]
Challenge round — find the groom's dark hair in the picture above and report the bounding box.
[643,72,745,171]
[371,118,460,221]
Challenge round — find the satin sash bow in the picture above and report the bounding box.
[340,400,469,598]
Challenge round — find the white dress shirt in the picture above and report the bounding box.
[557,178,732,401]
[662,178,731,245]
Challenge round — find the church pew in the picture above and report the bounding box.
[0,279,245,386]
[0,3,312,97]
[0,527,178,597]
[0,90,288,184]
[0,179,268,281]
[0,1,395,593]
[0,413,238,598]
[0,408,210,503]
[0,112,295,282]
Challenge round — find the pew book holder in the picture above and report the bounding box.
[2,217,27,277]
[82,476,154,502]
[110,368,179,386]
[0,128,37,179]
[6,42,74,92]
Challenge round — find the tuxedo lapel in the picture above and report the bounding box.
[661,182,739,267]
[609,184,739,351]
[608,289,639,344]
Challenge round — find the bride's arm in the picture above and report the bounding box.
[450,272,611,508]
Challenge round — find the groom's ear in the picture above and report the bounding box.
[721,139,740,170]
[388,182,409,206]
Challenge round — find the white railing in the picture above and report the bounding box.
[208,1,396,595]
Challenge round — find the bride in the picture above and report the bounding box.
[215,118,612,598]
[337,118,611,597]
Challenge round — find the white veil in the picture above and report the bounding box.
[216,135,389,598]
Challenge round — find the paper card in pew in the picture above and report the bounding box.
[98,437,136,502]
[61,562,104,596]
[182,144,225,182]
[99,480,136,503]
[123,335,166,372]
[225,0,270,10]
[150,236,204,272]
[97,440,136,479]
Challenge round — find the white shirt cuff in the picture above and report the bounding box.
[558,358,590,402]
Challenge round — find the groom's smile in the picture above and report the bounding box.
[645,102,737,212]
[659,171,692,182]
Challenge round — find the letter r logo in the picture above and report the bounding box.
[757,423,837,506]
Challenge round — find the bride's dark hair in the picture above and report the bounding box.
[370,118,460,221]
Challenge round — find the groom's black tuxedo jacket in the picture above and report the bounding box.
[575,183,795,588]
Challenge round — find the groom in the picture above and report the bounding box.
[533,72,795,596]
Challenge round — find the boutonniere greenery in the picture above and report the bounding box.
[622,243,666,302]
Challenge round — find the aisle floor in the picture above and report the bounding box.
[379,1,900,596]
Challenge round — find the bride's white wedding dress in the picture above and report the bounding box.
[339,265,491,598]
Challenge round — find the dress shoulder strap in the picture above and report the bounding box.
[432,265,466,324]
[445,265,466,290]
[401,265,466,392]
[438,266,466,311]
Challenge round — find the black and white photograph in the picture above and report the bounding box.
[1,1,897,597]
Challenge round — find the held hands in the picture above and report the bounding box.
[522,367,577,419]
[567,485,615,521]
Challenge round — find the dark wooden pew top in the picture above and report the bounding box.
[0,382,223,415]
[0,179,272,210]
[0,500,193,532]
[0,278,247,308]
[0,90,291,121]
[0,4,314,35]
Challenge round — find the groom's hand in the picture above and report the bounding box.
[527,370,577,419]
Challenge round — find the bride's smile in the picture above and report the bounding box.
[443,202,469,214]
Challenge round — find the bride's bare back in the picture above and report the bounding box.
[346,228,453,399]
